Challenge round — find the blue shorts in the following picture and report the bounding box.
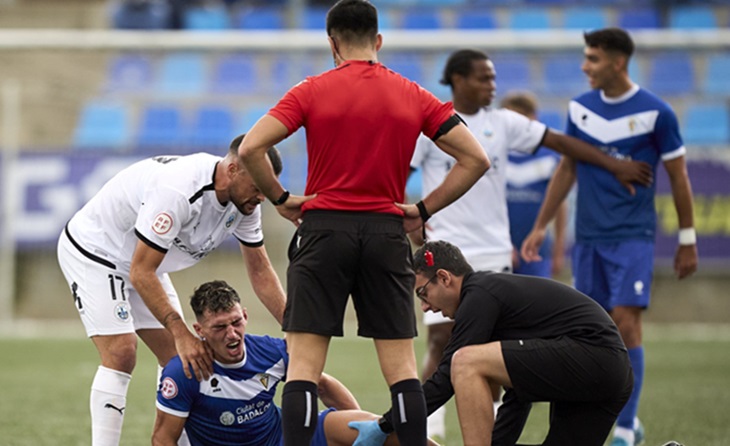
[572,240,654,312]
[279,408,336,446]
[514,258,552,278]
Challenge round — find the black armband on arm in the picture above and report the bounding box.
[431,114,466,141]
[378,415,394,434]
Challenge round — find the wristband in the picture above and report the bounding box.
[272,190,290,206]
[678,227,696,246]
[377,416,394,434]
[416,200,431,223]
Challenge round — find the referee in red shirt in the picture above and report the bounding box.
[239,1,489,445]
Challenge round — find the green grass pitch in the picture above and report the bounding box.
[0,324,728,445]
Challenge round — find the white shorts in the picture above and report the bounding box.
[57,228,184,337]
[423,251,512,326]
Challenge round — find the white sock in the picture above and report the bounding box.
[90,365,132,446]
[427,405,446,438]
[614,426,635,445]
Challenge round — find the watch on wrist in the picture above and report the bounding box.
[273,190,290,206]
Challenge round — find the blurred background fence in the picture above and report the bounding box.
[0,0,729,333]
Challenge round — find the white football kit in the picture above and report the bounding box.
[412,107,547,324]
[57,153,264,336]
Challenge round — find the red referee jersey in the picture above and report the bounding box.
[269,60,455,215]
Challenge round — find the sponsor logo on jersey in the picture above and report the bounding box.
[220,411,235,426]
[161,377,178,399]
[114,302,130,322]
[152,213,173,235]
[634,280,644,296]
[258,373,270,389]
[225,214,236,228]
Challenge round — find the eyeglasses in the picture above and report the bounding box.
[415,273,438,302]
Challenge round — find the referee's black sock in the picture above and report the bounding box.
[390,378,427,446]
[281,380,319,446]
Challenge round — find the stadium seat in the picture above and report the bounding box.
[190,106,234,149]
[104,54,153,93]
[301,7,328,29]
[508,8,551,30]
[73,102,129,150]
[182,5,230,30]
[618,8,661,29]
[682,104,730,146]
[542,53,585,97]
[238,105,271,133]
[111,0,171,29]
[383,53,425,84]
[492,54,532,94]
[703,54,730,96]
[537,108,565,132]
[136,105,185,148]
[210,54,257,94]
[455,10,497,29]
[235,8,284,30]
[562,8,607,30]
[400,10,443,29]
[157,53,207,96]
[669,6,717,29]
[647,53,695,96]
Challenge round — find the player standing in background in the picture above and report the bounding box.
[522,28,699,446]
[410,48,652,441]
[502,91,568,279]
[57,135,287,446]
[153,280,441,446]
[238,2,490,445]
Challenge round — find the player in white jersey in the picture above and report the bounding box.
[410,49,653,440]
[57,134,288,446]
[522,29,698,446]
[153,280,441,446]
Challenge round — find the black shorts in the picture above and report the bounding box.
[499,337,633,446]
[282,211,417,339]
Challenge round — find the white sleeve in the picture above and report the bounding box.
[135,185,191,252]
[410,134,431,169]
[503,109,548,155]
[233,206,264,247]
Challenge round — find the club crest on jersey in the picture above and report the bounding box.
[258,373,270,389]
[152,213,173,235]
[225,214,236,228]
[161,377,178,399]
[628,118,636,134]
[220,411,235,426]
[114,302,130,322]
[483,128,493,137]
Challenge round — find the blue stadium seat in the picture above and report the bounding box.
[493,54,531,94]
[455,10,497,29]
[136,105,185,148]
[104,54,153,93]
[235,8,284,30]
[401,10,443,29]
[301,7,328,29]
[239,105,271,133]
[538,108,565,132]
[682,104,730,146]
[183,5,230,30]
[210,54,257,94]
[508,8,551,29]
[157,53,207,96]
[703,54,730,96]
[648,53,695,96]
[562,8,607,30]
[618,8,661,29]
[111,1,171,29]
[74,102,129,150]
[542,53,585,97]
[383,53,424,84]
[669,6,717,29]
[190,106,234,148]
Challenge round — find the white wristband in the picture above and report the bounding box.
[678,228,696,246]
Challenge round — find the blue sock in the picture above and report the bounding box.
[617,346,644,429]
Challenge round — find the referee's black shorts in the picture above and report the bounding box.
[282,210,417,339]
[499,336,633,446]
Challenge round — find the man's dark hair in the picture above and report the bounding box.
[413,241,474,277]
[228,133,283,176]
[326,0,378,46]
[190,280,241,318]
[584,28,634,59]
[440,49,489,87]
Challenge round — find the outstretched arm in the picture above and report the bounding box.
[317,372,360,411]
[542,130,653,195]
[664,155,698,279]
[240,244,286,324]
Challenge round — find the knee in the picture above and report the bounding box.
[450,346,480,382]
[101,341,138,373]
